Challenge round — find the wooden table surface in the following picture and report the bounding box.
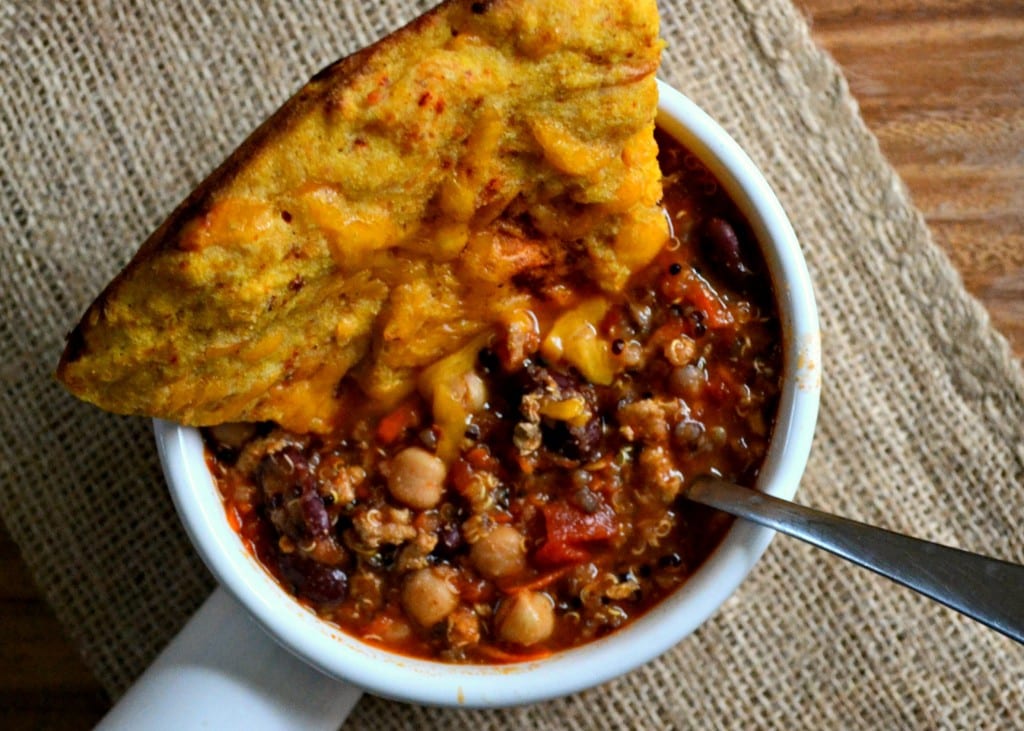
[2,2,1021,729]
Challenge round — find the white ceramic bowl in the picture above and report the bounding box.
[146,80,819,717]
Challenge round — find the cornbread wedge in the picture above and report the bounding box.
[57,0,667,433]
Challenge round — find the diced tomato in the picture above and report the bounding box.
[647,321,689,352]
[449,458,474,494]
[465,445,497,471]
[455,573,495,603]
[535,541,590,565]
[707,364,740,403]
[375,399,420,445]
[361,613,395,639]
[658,265,734,329]
[684,276,733,328]
[534,503,617,566]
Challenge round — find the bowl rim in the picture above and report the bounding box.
[155,79,821,708]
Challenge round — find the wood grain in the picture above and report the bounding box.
[2,2,1021,728]
[799,0,1024,357]
[0,527,108,730]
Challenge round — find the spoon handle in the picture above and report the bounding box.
[686,477,1024,644]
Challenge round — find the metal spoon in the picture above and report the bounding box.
[685,476,1024,644]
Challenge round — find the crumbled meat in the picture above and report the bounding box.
[349,569,385,615]
[519,391,542,423]
[396,526,441,571]
[453,467,500,513]
[446,606,481,649]
[616,397,688,443]
[315,457,365,506]
[638,445,683,503]
[512,421,542,454]
[350,505,417,550]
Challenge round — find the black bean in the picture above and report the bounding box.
[658,553,683,568]
[433,521,464,559]
[684,307,707,337]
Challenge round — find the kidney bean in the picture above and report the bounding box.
[433,520,465,559]
[702,217,752,285]
[257,446,336,542]
[279,554,348,605]
[299,487,331,539]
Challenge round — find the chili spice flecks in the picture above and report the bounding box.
[203,129,782,663]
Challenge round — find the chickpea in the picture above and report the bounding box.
[387,447,447,509]
[470,525,527,580]
[495,591,555,646]
[401,567,460,628]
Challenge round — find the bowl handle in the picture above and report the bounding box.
[95,587,363,730]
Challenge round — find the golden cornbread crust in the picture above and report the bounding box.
[57,0,667,433]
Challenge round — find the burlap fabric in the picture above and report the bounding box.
[2,1,1022,728]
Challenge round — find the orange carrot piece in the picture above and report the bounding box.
[375,399,419,444]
